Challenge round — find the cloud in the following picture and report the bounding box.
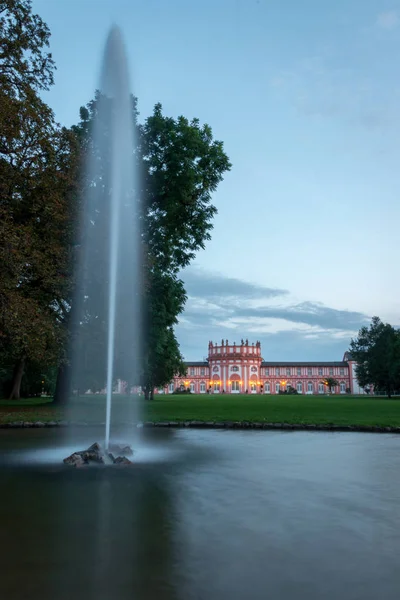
[182,266,287,300]
[377,11,399,30]
[176,267,370,360]
[269,53,399,131]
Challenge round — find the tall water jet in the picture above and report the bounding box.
[70,25,142,451]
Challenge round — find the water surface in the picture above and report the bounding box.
[1,429,400,600]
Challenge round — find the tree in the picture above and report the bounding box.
[322,377,339,393]
[59,95,231,400]
[0,0,78,398]
[349,317,400,398]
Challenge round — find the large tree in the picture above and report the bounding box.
[0,0,78,398]
[57,95,231,400]
[349,317,400,398]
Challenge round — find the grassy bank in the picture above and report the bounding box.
[1,394,400,427]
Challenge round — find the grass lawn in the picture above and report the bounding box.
[1,394,400,427]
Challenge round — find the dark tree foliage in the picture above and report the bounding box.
[349,317,400,398]
[0,0,78,399]
[56,95,231,400]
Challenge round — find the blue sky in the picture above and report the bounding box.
[33,0,400,360]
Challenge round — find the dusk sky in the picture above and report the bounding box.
[33,0,400,361]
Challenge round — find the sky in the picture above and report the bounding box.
[33,0,400,361]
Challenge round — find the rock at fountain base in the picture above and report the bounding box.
[114,456,132,465]
[108,443,133,456]
[64,443,133,467]
[63,453,86,468]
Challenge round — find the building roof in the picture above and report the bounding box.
[183,361,349,367]
[184,361,208,367]
[261,361,348,367]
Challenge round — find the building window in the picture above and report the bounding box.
[329,367,333,376]
[231,366,239,372]
[231,381,240,392]
[318,367,323,376]
[200,382,206,393]
[297,367,301,376]
[275,382,280,394]
[169,383,174,394]
[265,383,270,393]
[276,367,280,376]
[229,347,233,353]
[307,381,313,393]
[190,367,195,376]
[286,367,291,376]
[217,348,221,353]
[190,382,195,393]
[213,382,220,393]
[340,367,344,376]
[265,367,270,376]
[307,367,312,376]
[318,383,324,394]
[297,382,302,393]
[250,383,257,392]
[286,382,291,391]
[200,367,205,376]
[340,382,346,394]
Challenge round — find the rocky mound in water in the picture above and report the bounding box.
[63,443,133,467]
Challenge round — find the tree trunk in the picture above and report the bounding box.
[8,357,25,400]
[150,388,154,401]
[53,363,71,405]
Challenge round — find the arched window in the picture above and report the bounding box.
[340,382,346,394]
[275,382,280,394]
[307,381,313,394]
[318,383,324,394]
[200,381,206,393]
[190,382,195,393]
[297,382,302,393]
[264,382,270,393]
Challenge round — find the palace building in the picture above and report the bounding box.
[160,340,364,395]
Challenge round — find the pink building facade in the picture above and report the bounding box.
[160,340,365,395]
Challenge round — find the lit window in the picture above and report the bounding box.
[231,381,240,392]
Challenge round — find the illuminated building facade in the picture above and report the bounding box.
[161,340,364,395]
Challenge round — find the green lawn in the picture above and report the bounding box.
[1,394,400,427]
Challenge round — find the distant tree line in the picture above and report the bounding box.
[0,0,231,400]
[350,317,400,398]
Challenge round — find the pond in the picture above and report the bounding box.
[1,428,400,600]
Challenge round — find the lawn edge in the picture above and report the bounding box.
[1,420,399,433]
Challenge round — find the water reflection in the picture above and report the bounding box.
[1,429,400,599]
